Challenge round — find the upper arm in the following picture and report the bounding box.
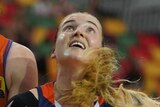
[6,42,38,99]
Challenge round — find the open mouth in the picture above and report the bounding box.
[69,41,86,49]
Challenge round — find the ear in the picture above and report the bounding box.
[51,49,56,58]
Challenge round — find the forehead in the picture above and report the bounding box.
[59,13,102,31]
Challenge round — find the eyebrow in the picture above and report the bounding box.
[61,20,99,29]
[61,20,75,27]
[87,21,99,29]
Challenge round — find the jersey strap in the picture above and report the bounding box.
[37,82,55,107]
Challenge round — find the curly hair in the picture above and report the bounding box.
[58,47,160,107]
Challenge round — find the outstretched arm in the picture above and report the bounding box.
[5,42,38,100]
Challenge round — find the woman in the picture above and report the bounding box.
[6,12,160,107]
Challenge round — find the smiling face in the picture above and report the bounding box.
[54,12,103,65]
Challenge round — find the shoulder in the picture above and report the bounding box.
[6,90,39,107]
[9,42,35,60]
[6,41,37,82]
[36,82,55,95]
[6,41,36,67]
[29,83,54,102]
[5,42,38,99]
[34,82,55,100]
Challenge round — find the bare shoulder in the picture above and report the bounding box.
[6,42,37,78]
[6,42,38,99]
[9,42,35,60]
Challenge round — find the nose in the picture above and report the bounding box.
[73,28,84,38]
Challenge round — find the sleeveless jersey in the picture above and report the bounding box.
[37,82,112,107]
[0,35,13,107]
[37,82,55,107]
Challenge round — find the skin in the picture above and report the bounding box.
[52,12,103,106]
[29,12,103,107]
[7,12,160,107]
[5,42,38,100]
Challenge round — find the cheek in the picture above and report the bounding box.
[56,34,66,45]
[89,37,102,47]
[57,33,65,41]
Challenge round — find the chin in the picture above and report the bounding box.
[66,53,83,61]
[59,54,83,65]
[57,48,86,64]
[65,48,84,57]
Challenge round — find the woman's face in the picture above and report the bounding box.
[53,13,103,64]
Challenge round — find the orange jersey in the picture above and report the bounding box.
[37,82,110,107]
[37,82,55,106]
[6,82,112,106]
[0,34,13,107]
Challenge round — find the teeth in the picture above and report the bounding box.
[70,41,85,49]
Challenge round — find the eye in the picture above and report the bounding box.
[86,27,95,33]
[64,25,74,32]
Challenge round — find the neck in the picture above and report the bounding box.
[54,64,85,103]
